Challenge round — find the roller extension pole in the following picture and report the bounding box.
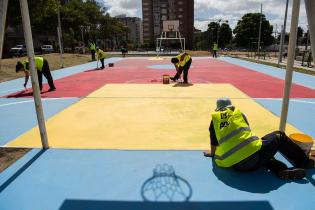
[0,0,9,59]
[279,0,300,132]
[20,0,49,148]
[305,0,315,64]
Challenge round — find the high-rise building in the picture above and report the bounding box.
[115,15,143,47]
[142,0,194,49]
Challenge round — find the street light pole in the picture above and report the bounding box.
[257,3,263,59]
[278,0,289,64]
[57,2,64,68]
[80,26,85,54]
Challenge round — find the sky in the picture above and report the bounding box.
[101,0,309,33]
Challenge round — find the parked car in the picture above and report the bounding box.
[9,45,27,57]
[41,45,54,53]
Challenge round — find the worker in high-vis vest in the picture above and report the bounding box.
[16,56,56,92]
[212,42,219,58]
[203,98,314,180]
[89,41,96,61]
[170,52,192,84]
[96,47,107,69]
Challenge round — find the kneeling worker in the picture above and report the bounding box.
[204,98,314,180]
[170,52,192,84]
[96,47,107,69]
[16,56,56,91]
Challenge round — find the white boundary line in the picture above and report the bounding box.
[0,97,75,108]
[258,98,315,105]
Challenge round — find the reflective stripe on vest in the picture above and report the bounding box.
[176,53,191,67]
[214,136,259,160]
[212,108,262,167]
[218,127,251,145]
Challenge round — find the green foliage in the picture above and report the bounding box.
[193,21,232,50]
[6,0,130,49]
[233,13,274,47]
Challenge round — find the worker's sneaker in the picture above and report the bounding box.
[170,77,177,82]
[277,168,306,180]
[48,88,56,92]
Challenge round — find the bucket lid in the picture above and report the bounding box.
[289,133,313,143]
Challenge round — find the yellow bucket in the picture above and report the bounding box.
[289,133,314,156]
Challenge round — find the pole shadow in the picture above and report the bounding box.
[0,149,46,193]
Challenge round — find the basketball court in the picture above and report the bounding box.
[0,57,315,210]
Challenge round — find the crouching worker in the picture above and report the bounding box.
[170,52,192,84]
[204,98,314,180]
[16,56,56,92]
[96,47,107,69]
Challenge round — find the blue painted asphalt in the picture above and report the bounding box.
[0,149,314,210]
[147,64,174,69]
[0,58,122,97]
[220,57,315,89]
[255,98,315,138]
[0,98,79,146]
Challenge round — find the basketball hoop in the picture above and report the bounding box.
[168,25,174,32]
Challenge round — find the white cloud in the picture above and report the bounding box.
[102,0,309,31]
[102,0,141,17]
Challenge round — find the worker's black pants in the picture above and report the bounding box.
[173,58,192,83]
[37,59,56,91]
[100,58,105,69]
[91,50,96,61]
[233,131,311,175]
[212,50,217,58]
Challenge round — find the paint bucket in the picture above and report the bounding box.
[289,133,314,156]
[163,74,170,84]
[109,63,114,67]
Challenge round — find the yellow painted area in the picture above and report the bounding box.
[8,84,300,149]
[148,57,164,60]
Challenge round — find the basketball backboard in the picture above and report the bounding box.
[163,20,179,32]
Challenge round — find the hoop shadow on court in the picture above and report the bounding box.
[140,164,192,202]
[59,164,274,210]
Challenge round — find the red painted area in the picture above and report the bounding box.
[5,58,315,98]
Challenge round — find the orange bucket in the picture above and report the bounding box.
[163,75,170,84]
[289,133,314,155]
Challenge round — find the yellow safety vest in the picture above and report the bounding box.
[212,107,262,167]
[23,57,44,72]
[176,53,191,67]
[90,43,96,51]
[213,44,219,51]
[96,49,106,59]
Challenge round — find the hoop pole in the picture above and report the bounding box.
[305,0,315,64]
[20,0,49,148]
[279,0,300,132]
[0,0,8,60]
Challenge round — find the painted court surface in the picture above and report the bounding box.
[0,57,315,210]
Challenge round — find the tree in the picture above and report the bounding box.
[297,26,304,45]
[206,21,232,49]
[218,23,232,48]
[233,13,273,48]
